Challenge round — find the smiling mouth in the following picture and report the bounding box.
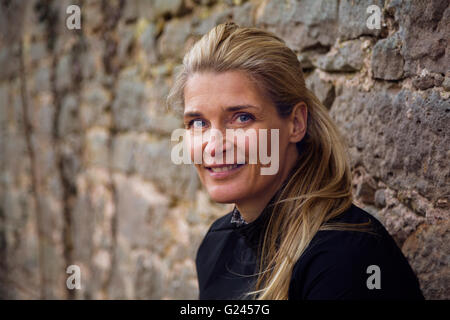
[205,164,245,173]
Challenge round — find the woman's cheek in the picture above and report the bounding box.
[232,129,257,164]
[185,132,204,165]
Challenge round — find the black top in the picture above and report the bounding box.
[195,192,425,300]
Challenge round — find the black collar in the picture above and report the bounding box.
[231,178,290,250]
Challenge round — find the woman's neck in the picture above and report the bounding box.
[235,181,283,223]
[235,147,299,223]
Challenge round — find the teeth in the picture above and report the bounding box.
[210,164,240,173]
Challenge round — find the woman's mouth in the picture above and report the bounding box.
[204,163,245,178]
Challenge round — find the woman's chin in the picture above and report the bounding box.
[207,187,245,204]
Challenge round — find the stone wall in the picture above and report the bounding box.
[0,0,448,299]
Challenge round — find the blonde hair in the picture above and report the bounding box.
[167,22,373,299]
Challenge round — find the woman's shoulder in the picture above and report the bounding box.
[289,203,424,299]
[195,211,235,258]
[326,203,386,228]
[298,203,402,264]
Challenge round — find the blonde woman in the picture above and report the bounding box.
[167,22,424,300]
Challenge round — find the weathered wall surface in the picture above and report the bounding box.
[0,0,448,299]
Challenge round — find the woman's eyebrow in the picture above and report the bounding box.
[223,105,259,112]
[183,111,202,118]
[183,105,259,118]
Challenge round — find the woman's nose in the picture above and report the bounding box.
[204,130,232,161]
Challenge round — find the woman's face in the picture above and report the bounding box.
[183,70,305,210]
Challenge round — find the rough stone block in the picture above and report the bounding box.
[330,88,450,204]
[113,173,169,248]
[305,70,335,109]
[85,128,110,168]
[133,136,199,199]
[372,32,404,80]
[80,84,111,128]
[111,132,141,173]
[31,64,51,93]
[389,0,449,77]
[139,22,159,66]
[158,17,193,58]
[111,69,147,130]
[316,40,364,72]
[192,4,232,36]
[402,220,450,299]
[58,94,79,136]
[257,0,338,51]
[232,1,254,27]
[56,54,72,92]
[0,44,21,82]
[338,0,385,40]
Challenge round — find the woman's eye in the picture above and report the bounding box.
[189,119,206,128]
[235,113,254,123]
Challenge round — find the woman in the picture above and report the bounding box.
[167,22,424,300]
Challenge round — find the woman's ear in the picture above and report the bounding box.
[289,102,308,143]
